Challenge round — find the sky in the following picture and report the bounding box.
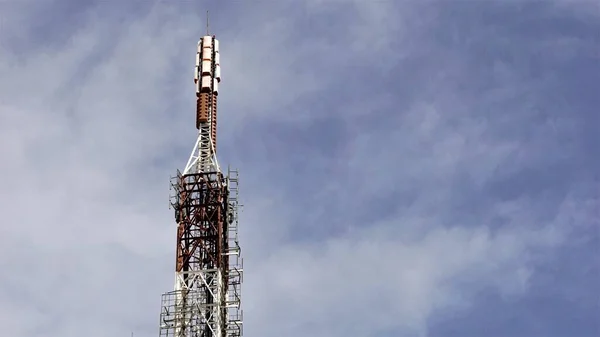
[0,0,598,336]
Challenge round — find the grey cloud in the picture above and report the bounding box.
[244,212,564,337]
[0,0,597,337]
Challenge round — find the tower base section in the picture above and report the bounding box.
[159,269,224,337]
[159,269,243,337]
[159,289,214,337]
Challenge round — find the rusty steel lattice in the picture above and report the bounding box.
[159,169,242,337]
[173,172,228,274]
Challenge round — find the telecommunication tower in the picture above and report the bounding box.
[158,30,243,337]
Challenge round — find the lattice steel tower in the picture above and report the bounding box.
[158,33,243,337]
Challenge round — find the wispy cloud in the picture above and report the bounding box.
[0,1,597,337]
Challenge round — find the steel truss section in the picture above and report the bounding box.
[160,167,243,337]
[159,270,224,337]
[224,168,243,337]
[183,124,220,175]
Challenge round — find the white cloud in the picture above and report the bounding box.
[244,211,564,337]
[0,1,594,337]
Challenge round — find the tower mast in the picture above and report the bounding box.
[159,26,243,337]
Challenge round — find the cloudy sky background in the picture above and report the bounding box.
[0,0,598,336]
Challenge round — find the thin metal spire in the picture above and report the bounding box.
[206,10,210,35]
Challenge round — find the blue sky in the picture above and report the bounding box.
[0,0,598,336]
